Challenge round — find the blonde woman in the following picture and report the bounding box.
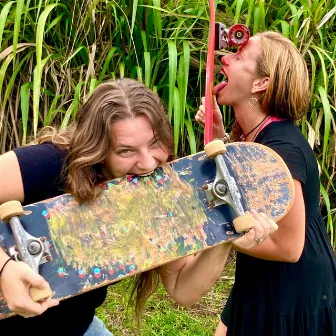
[196,31,336,336]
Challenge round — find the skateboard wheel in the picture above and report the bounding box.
[204,140,227,159]
[233,213,257,233]
[0,201,24,221]
[30,283,53,302]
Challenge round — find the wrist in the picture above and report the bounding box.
[202,242,232,261]
[0,257,13,277]
[213,123,226,140]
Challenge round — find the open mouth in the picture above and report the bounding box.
[220,67,229,84]
[137,170,155,177]
[213,69,228,95]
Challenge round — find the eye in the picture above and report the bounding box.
[117,149,134,157]
[150,138,160,147]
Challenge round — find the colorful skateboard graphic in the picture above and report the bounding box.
[0,142,294,320]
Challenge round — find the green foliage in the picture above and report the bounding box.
[0,0,335,244]
[95,255,236,335]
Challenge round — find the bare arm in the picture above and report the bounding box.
[0,151,59,317]
[159,243,232,307]
[0,151,24,204]
[233,180,305,262]
[158,212,278,306]
[0,151,24,265]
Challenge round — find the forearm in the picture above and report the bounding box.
[213,123,226,140]
[235,181,306,262]
[159,243,231,306]
[233,235,301,262]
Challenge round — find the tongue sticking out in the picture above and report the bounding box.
[213,81,228,95]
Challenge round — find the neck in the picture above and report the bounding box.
[233,104,268,141]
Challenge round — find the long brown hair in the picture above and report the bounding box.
[231,31,311,141]
[36,78,174,323]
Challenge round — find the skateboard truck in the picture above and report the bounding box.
[203,140,256,233]
[8,231,51,273]
[0,201,53,302]
[215,23,250,50]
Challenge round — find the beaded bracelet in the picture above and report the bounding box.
[0,257,13,277]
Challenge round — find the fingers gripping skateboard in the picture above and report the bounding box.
[204,140,255,233]
[0,201,53,303]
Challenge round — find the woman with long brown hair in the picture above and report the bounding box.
[0,78,276,335]
[196,31,336,335]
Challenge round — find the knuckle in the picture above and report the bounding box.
[254,226,263,235]
[261,219,269,227]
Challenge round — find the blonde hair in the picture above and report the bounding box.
[231,31,311,141]
[36,78,174,323]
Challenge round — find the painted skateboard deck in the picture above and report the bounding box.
[0,142,294,320]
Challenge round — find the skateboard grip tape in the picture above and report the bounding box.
[29,283,52,302]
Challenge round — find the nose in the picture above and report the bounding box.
[220,55,229,66]
[137,151,157,173]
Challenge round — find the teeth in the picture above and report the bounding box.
[138,171,154,176]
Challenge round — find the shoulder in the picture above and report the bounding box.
[256,121,313,158]
[13,142,67,161]
[257,121,305,143]
[13,143,68,204]
[255,121,313,185]
[13,142,68,181]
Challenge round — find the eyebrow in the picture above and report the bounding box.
[114,136,157,149]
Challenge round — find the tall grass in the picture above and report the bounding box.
[0,0,335,246]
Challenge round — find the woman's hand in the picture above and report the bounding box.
[233,210,278,250]
[195,97,225,139]
[0,260,59,318]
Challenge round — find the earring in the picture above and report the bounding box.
[248,95,258,108]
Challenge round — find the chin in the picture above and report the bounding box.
[216,95,228,106]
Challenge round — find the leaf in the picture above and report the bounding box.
[20,83,30,145]
[33,3,58,137]
[0,1,15,51]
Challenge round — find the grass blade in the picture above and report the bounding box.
[20,82,30,145]
[168,41,177,122]
[33,3,58,137]
[317,86,332,171]
[0,1,15,51]
[13,0,24,66]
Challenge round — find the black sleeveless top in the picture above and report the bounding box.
[223,121,336,336]
[1,143,108,336]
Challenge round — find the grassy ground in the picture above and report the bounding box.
[96,253,236,336]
